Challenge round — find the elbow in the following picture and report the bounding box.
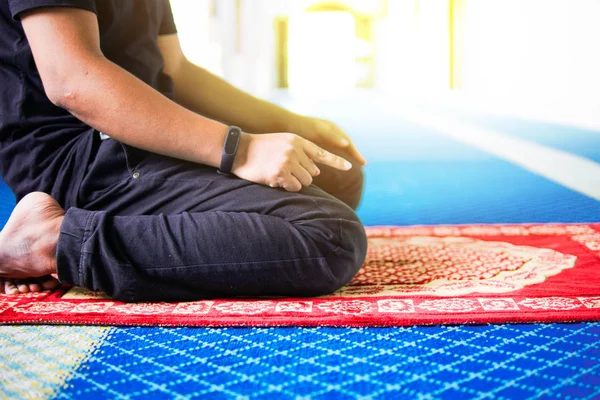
[43,66,87,110]
[42,56,103,111]
[46,85,80,110]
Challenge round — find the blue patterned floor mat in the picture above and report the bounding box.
[61,324,600,399]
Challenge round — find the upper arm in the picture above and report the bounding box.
[20,7,102,103]
[157,33,185,78]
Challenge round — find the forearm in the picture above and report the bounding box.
[55,56,228,167]
[172,59,301,134]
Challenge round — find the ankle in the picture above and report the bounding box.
[44,215,63,275]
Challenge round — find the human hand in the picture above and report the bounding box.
[293,117,367,165]
[232,132,353,192]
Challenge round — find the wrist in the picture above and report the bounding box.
[217,126,243,175]
[231,131,251,175]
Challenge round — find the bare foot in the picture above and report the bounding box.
[1,276,61,295]
[0,192,64,293]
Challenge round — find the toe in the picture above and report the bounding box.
[28,281,42,292]
[4,279,19,295]
[39,276,61,290]
[15,280,30,293]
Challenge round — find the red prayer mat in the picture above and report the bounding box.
[2,223,600,327]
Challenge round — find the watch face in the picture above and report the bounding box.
[224,127,241,154]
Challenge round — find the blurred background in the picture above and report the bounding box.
[170,0,600,129]
[165,0,600,226]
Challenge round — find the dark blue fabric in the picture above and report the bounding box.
[7,0,96,19]
[0,0,176,206]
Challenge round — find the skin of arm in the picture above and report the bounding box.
[20,7,352,192]
[22,8,229,168]
[158,34,296,134]
[158,34,367,165]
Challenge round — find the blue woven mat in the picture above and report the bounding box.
[2,101,600,399]
[60,324,600,399]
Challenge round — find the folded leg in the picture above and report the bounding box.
[57,139,367,302]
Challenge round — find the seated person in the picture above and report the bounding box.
[0,0,367,301]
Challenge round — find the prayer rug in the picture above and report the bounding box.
[2,223,599,327]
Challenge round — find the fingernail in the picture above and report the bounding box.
[344,160,352,169]
[340,138,350,146]
[315,168,320,176]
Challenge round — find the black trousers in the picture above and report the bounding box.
[55,133,368,302]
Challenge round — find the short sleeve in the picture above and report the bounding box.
[159,0,177,35]
[8,0,96,20]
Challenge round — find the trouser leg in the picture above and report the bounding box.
[56,140,367,302]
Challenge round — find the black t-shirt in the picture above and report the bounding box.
[0,0,177,205]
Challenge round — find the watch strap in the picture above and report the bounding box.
[217,126,242,175]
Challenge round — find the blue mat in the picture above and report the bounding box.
[0,180,14,229]
[348,107,600,225]
[430,108,600,163]
[62,324,600,399]
[2,102,600,399]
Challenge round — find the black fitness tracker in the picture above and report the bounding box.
[217,125,242,175]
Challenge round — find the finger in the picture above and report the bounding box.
[316,121,364,163]
[346,141,367,166]
[303,141,352,171]
[290,164,313,187]
[279,174,303,192]
[323,130,350,148]
[315,119,349,148]
[312,129,348,150]
[328,131,367,166]
[297,152,320,177]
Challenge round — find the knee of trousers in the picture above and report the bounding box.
[325,161,364,211]
[342,164,365,211]
[295,209,368,296]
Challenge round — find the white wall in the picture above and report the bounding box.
[376,0,450,94]
[455,0,600,128]
[462,0,600,99]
